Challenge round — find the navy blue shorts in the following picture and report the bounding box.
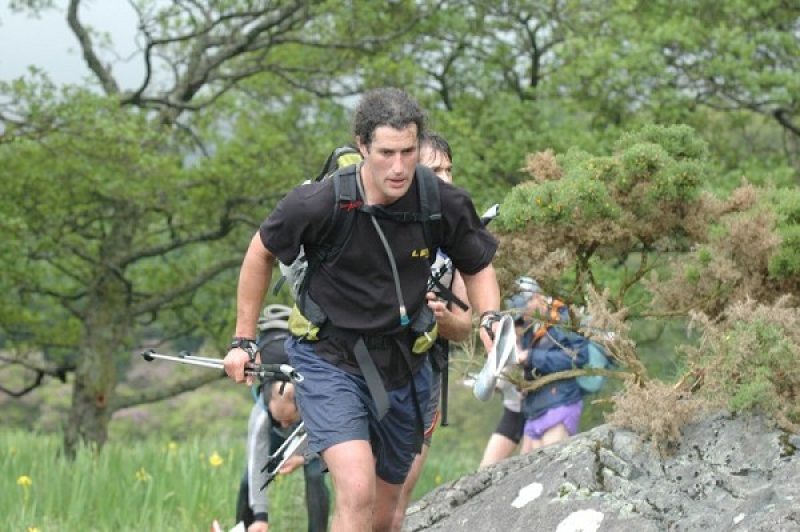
[422,361,441,445]
[286,337,431,485]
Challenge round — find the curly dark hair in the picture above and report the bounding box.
[353,88,425,146]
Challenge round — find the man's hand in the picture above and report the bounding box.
[248,520,268,532]
[279,455,305,475]
[427,291,454,322]
[479,310,503,353]
[223,348,257,385]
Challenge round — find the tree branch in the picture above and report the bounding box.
[131,258,241,316]
[518,367,634,394]
[67,0,120,95]
[110,371,226,411]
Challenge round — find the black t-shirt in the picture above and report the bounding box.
[260,165,496,385]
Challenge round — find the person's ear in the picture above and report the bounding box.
[356,136,369,159]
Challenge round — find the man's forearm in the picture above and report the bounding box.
[436,272,472,342]
[235,232,275,339]
[462,264,501,318]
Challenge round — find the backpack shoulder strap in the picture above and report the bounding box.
[312,165,360,264]
[415,164,443,263]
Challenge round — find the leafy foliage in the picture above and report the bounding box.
[686,298,800,432]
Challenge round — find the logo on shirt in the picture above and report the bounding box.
[411,248,430,258]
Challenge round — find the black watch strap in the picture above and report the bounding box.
[479,310,503,341]
[230,337,258,361]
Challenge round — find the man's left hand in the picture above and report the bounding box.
[279,455,305,475]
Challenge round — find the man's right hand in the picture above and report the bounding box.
[248,520,268,532]
[223,348,251,384]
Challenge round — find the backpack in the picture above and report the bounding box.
[528,302,613,394]
[575,340,613,393]
[256,304,291,366]
[277,145,443,307]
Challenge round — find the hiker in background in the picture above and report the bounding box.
[514,278,590,452]
[477,278,534,468]
[236,305,330,532]
[391,132,473,530]
[224,87,501,532]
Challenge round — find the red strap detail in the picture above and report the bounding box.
[340,200,363,211]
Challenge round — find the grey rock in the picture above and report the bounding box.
[404,412,800,531]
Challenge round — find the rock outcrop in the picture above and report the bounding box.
[405,412,800,531]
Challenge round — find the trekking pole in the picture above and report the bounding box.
[260,422,308,490]
[440,348,449,427]
[480,203,500,226]
[139,349,304,383]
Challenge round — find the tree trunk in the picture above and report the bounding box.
[63,347,116,458]
[63,267,130,458]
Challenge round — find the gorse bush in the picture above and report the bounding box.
[686,298,800,432]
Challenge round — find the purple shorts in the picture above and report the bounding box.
[523,400,583,440]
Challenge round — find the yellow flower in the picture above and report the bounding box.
[135,467,151,482]
[27,528,39,532]
[208,452,224,468]
[435,474,442,485]
[17,475,32,488]
[167,441,177,452]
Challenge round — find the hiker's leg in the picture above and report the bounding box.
[235,470,253,526]
[480,406,523,467]
[480,433,518,467]
[303,456,330,532]
[287,339,374,531]
[391,443,430,531]
[540,423,570,446]
[392,362,439,530]
[521,434,544,452]
[323,440,376,532]
[374,476,405,532]
[375,364,431,532]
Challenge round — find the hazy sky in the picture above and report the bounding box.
[0,1,143,88]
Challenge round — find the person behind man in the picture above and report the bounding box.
[477,280,534,469]
[235,305,329,532]
[391,132,473,530]
[223,87,501,532]
[514,278,590,452]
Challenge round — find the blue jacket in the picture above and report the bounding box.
[520,306,590,420]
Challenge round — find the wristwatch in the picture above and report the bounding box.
[479,310,503,341]
[230,337,258,361]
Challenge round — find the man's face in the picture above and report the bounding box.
[420,144,453,183]
[358,124,419,204]
[268,383,299,428]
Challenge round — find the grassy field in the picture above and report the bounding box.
[2,424,486,531]
[2,379,499,532]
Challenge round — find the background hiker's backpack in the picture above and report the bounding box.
[575,329,615,393]
[256,304,291,366]
[256,304,292,404]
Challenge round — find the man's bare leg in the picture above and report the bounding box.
[391,443,430,531]
[374,474,405,532]
[323,439,376,532]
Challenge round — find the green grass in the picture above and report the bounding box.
[0,381,499,531]
[1,430,309,531]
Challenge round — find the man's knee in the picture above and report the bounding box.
[324,440,376,510]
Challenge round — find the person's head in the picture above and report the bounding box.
[267,381,300,428]
[420,132,453,183]
[505,276,545,326]
[353,88,425,204]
